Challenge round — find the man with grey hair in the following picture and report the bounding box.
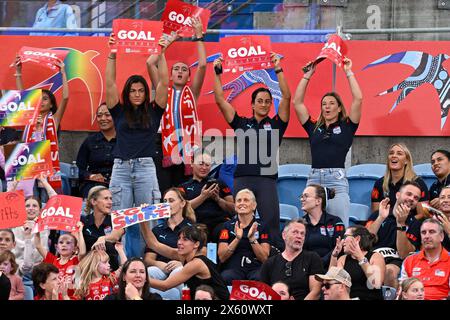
[315,267,353,300]
[399,218,450,300]
[260,218,323,300]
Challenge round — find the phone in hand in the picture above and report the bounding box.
[205,178,218,189]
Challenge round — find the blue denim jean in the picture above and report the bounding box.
[307,168,350,227]
[110,157,161,258]
[148,266,183,300]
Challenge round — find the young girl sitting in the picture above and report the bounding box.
[0,250,24,300]
[74,243,127,300]
[34,222,86,299]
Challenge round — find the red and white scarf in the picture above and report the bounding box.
[22,112,61,189]
[161,86,201,174]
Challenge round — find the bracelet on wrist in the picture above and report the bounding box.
[346,72,354,78]
[14,73,22,77]
[193,36,205,42]
[108,56,116,60]
[214,65,223,75]
[303,76,310,80]
[274,68,283,74]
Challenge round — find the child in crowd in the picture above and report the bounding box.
[0,250,24,300]
[34,222,85,298]
[74,243,127,300]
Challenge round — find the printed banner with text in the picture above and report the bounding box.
[4,140,53,181]
[1,36,450,135]
[161,0,211,37]
[112,203,171,230]
[34,195,82,233]
[18,46,69,71]
[0,191,27,229]
[111,19,163,55]
[0,89,41,127]
[230,280,281,300]
[314,34,347,68]
[221,35,272,74]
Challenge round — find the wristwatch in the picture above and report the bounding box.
[358,257,369,266]
[396,225,407,232]
[250,239,258,245]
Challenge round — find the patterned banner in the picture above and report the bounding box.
[0,89,41,127]
[111,203,171,231]
[4,140,53,181]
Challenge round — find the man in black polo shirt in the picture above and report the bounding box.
[429,149,450,208]
[179,152,234,242]
[213,54,291,250]
[366,181,423,288]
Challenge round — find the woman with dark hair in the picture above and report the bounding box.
[293,58,362,227]
[330,225,385,300]
[103,257,162,300]
[371,143,428,211]
[429,149,450,207]
[140,223,230,300]
[76,103,116,198]
[213,53,291,250]
[300,184,345,267]
[14,54,69,198]
[145,187,195,300]
[32,262,69,300]
[106,34,169,258]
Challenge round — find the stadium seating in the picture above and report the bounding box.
[277,164,311,207]
[414,163,435,189]
[347,164,385,208]
[349,203,371,225]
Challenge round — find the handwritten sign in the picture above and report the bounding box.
[0,191,27,229]
[111,203,171,230]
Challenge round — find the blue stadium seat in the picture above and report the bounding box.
[348,203,371,225]
[277,164,311,207]
[206,242,217,264]
[414,163,435,189]
[347,164,385,208]
[279,203,300,222]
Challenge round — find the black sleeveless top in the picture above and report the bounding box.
[185,255,230,300]
[343,251,383,300]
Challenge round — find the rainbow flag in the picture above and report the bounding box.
[0,89,41,127]
[5,140,53,181]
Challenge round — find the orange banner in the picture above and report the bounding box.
[1,36,450,136]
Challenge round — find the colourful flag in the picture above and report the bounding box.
[4,140,53,181]
[0,89,41,127]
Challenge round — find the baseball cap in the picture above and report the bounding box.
[315,267,352,287]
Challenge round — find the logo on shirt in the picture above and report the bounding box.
[371,188,379,200]
[104,226,112,235]
[263,122,272,131]
[219,230,229,240]
[320,226,326,236]
[412,267,421,277]
[332,126,341,134]
[159,234,167,240]
[326,225,335,237]
[186,186,194,191]
[435,269,446,277]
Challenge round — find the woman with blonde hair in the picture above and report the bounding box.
[397,277,424,300]
[144,187,196,300]
[74,243,127,300]
[81,186,124,270]
[293,58,362,227]
[371,143,429,212]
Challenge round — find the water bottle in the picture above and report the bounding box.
[181,286,191,300]
[70,161,79,188]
